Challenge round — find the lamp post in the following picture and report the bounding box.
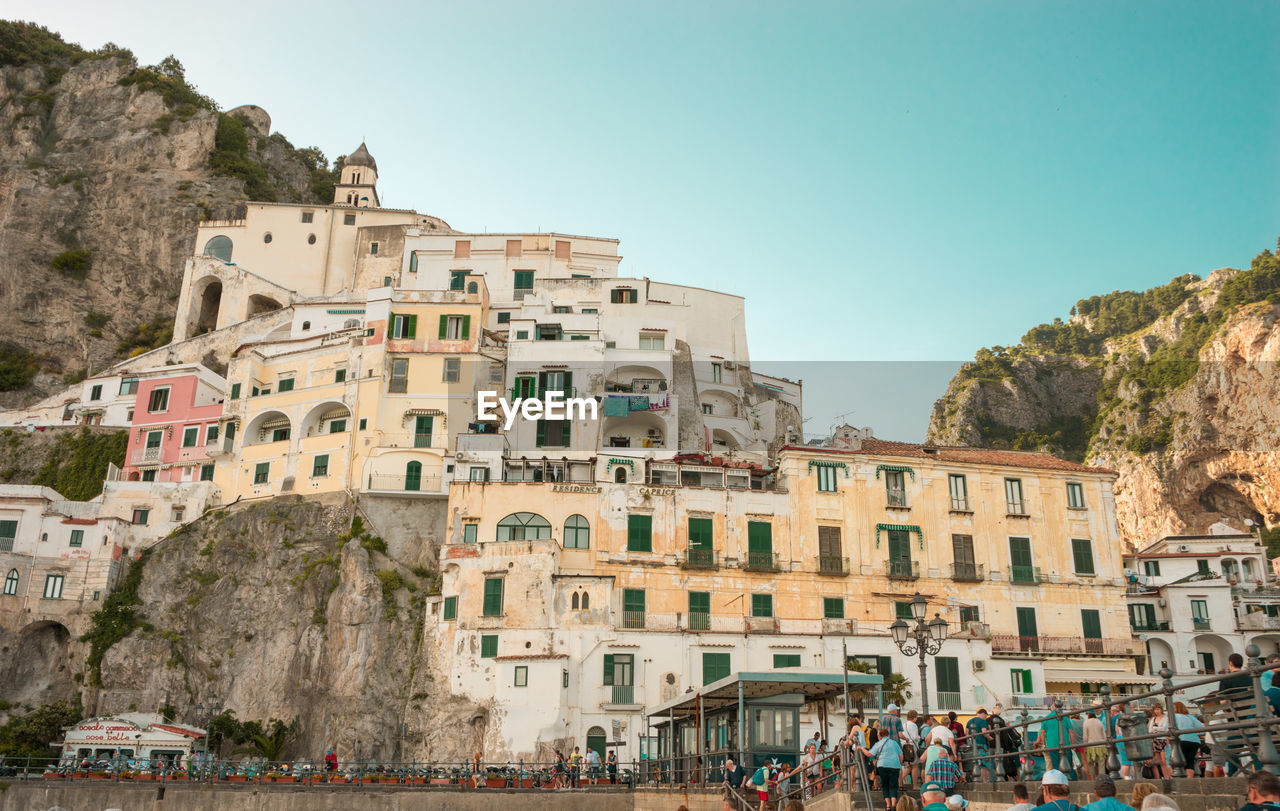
[195,697,220,780]
[889,593,949,718]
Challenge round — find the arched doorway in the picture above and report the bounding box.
[203,235,233,262]
[1146,637,1176,675]
[405,461,422,491]
[196,279,222,334]
[247,294,283,319]
[586,726,607,760]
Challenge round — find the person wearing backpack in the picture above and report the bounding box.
[990,705,1022,781]
[749,762,774,810]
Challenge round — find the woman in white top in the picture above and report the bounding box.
[1147,704,1171,778]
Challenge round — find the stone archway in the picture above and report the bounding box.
[247,294,283,319]
[195,278,223,334]
[0,621,77,707]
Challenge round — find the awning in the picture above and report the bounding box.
[260,418,290,430]
[648,670,883,723]
[1043,668,1157,685]
[321,408,350,421]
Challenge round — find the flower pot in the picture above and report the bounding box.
[485,778,508,788]
[169,774,188,781]
[42,773,65,779]
[361,776,379,784]
[429,778,451,786]
[275,776,297,783]
[227,775,248,782]
[328,776,348,784]
[520,778,534,788]
[72,772,88,779]
[135,774,155,781]
[379,777,399,784]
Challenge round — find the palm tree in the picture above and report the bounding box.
[232,719,297,762]
[845,661,913,715]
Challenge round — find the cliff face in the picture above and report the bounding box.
[929,245,1280,544]
[0,24,334,406]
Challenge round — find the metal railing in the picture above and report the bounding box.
[1193,618,1212,631]
[1009,564,1042,584]
[621,610,645,629]
[951,562,985,582]
[682,547,718,569]
[886,559,919,580]
[954,644,1280,782]
[365,474,443,493]
[687,611,711,631]
[744,552,781,572]
[1130,620,1170,632]
[936,691,963,710]
[815,555,848,575]
[991,634,1134,656]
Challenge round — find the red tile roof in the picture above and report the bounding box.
[784,438,1116,476]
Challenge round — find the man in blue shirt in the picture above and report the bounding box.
[1084,774,1130,811]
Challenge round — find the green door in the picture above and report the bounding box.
[405,461,422,491]
[1016,606,1039,652]
[747,522,772,569]
[888,530,911,577]
[413,416,433,448]
[1009,537,1034,582]
[586,729,607,761]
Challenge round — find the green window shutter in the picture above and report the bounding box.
[773,654,801,668]
[888,530,911,563]
[200,464,214,482]
[443,596,457,620]
[1016,606,1038,638]
[277,378,294,392]
[688,517,713,550]
[936,657,960,692]
[439,315,448,339]
[537,371,547,395]
[623,588,646,614]
[1072,539,1095,575]
[563,371,573,392]
[535,419,547,448]
[689,591,710,614]
[603,654,615,686]
[1081,609,1102,639]
[407,314,417,338]
[823,597,844,619]
[703,652,730,685]
[751,594,772,617]
[895,601,914,619]
[483,578,504,616]
[480,635,498,658]
[747,521,772,555]
[628,514,652,552]
[1009,537,1033,567]
[183,426,199,447]
[461,314,471,339]
[877,656,893,677]
[229,383,241,399]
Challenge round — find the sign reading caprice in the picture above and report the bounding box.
[477,390,599,430]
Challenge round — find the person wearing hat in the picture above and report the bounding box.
[1084,774,1129,811]
[882,703,906,747]
[947,795,970,811]
[924,741,963,793]
[1041,770,1082,811]
[921,780,951,811]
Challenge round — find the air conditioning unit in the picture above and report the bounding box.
[1158,599,1167,607]
[973,660,986,672]
[1179,545,1191,552]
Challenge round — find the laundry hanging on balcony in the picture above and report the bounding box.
[603,396,631,417]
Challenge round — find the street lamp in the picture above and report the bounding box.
[889,593,949,718]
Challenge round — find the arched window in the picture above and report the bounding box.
[571,593,580,610]
[564,515,590,549]
[467,281,479,293]
[580,592,589,610]
[301,321,311,331]
[3,568,17,596]
[496,512,551,541]
[614,467,627,483]
[202,235,233,262]
[405,460,422,491]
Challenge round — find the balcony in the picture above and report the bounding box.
[1009,565,1043,585]
[1006,501,1030,517]
[936,691,962,711]
[687,612,711,632]
[379,432,435,449]
[622,610,646,630]
[681,547,719,570]
[951,562,985,582]
[1130,620,1170,632]
[821,618,857,635]
[746,616,779,634]
[886,559,920,581]
[684,614,744,633]
[814,555,849,576]
[744,552,782,572]
[991,634,1136,656]
[366,474,443,494]
[509,386,577,401]
[647,462,782,492]
[610,685,635,705]
[1192,618,1212,631]
[1239,613,1280,631]
[131,447,163,465]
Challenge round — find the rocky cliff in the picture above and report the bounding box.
[929,241,1280,545]
[0,22,337,407]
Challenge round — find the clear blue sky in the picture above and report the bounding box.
[12,1,1279,439]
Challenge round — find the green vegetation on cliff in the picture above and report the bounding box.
[0,343,39,391]
[31,428,128,500]
[0,700,82,757]
[81,550,152,687]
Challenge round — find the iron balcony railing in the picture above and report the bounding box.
[610,685,635,705]
[687,611,711,631]
[886,559,919,580]
[951,562,984,582]
[681,547,718,569]
[1130,620,1170,632]
[815,555,848,576]
[821,617,857,635]
[1193,618,1212,631]
[366,474,443,493]
[936,691,962,710]
[992,634,1135,656]
[744,552,781,572]
[508,386,577,401]
[1009,564,1043,584]
[621,610,645,630]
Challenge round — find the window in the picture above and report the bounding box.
[312,454,329,477]
[623,588,646,628]
[206,424,219,443]
[253,462,270,485]
[328,419,347,434]
[701,403,713,415]
[1197,559,1211,576]
[959,605,980,625]
[391,314,417,339]
[43,574,64,600]
[1071,538,1095,575]
[132,509,149,525]
[443,358,461,383]
[949,474,969,510]
[0,520,16,552]
[514,666,528,687]
[553,305,571,314]
[818,526,842,572]
[816,465,838,492]
[271,426,290,443]
[448,270,467,291]
[141,469,157,482]
[480,634,498,658]
[535,418,570,448]
[610,288,637,304]
[1016,606,1039,640]
[823,597,844,619]
[69,530,83,548]
[515,330,529,339]
[703,652,730,685]
[1009,537,1035,582]
[147,387,170,413]
[639,333,664,350]
[894,601,915,619]
[747,521,773,568]
[383,276,392,287]
[711,362,722,383]
[1010,668,1033,694]
[564,515,590,549]
[301,211,313,223]
[182,426,199,447]
[229,383,241,400]
[752,708,796,750]
[389,358,409,393]
[463,523,478,543]
[496,512,552,541]
[627,514,652,552]
[887,529,912,578]
[935,657,960,705]
[689,591,711,629]
[688,517,713,553]
[120,377,139,396]
[264,232,273,244]
[200,464,214,482]
[497,312,511,324]
[513,270,534,292]
[952,534,976,579]
[442,596,457,620]
[1191,599,1210,629]
[773,654,801,669]
[604,653,635,689]
[848,654,893,678]
[370,242,379,255]
[441,314,471,340]
[343,213,356,225]
[1129,603,1157,631]
[335,368,347,383]
[1081,609,1102,639]
[1066,481,1086,509]
[3,568,16,596]
[412,415,433,447]
[1143,560,1161,577]
[1005,478,1026,514]
[171,506,185,523]
[483,578,504,616]
[884,470,907,506]
[277,377,295,393]
[751,593,773,617]
[404,460,422,491]
[90,384,102,401]
[469,467,490,482]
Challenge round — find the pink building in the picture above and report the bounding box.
[121,365,226,484]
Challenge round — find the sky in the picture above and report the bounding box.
[11,1,1279,440]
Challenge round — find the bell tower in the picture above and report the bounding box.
[334,142,380,208]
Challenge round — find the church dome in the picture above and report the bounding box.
[344,142,377,172]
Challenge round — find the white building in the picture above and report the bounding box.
[57,713,205,765]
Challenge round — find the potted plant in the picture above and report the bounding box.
[379,774,400,784]
[226,773,249,783]
[484,771,508,788]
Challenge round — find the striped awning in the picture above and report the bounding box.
[260,417,290,430]
[876,464,915,480]
[321,408,350,421]
[876,523,924,550]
